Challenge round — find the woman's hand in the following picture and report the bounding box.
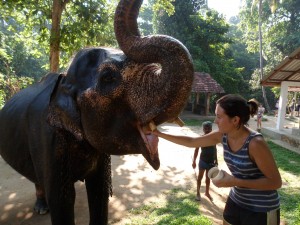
[151,129,162,136]
[142,124,161,136]
[212,171,235,188]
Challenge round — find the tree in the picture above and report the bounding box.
[153,0,246,93]
[0,0,178,107]
[1,0,178,72]
[226,18,258,100]
[0,0,116,72]
[0,12,48,78]
[50,0,69,72]
[239,0,300,109]
[239,0,300,110]
[257,0,271,111]
[250,0,281,111]
[240,0,300,58]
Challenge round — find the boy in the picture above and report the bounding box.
[192,121,218,201]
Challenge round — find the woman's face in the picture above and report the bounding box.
[214,104,236,133]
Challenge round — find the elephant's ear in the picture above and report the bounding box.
[47,74,84,140]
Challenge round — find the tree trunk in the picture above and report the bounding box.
[205,93,211,116]
[50,0,69,72]
[258,0,271,112]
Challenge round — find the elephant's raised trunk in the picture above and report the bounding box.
[114,0,194,125]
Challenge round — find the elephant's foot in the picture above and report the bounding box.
[34,184,49,215]
[34,197,49,215]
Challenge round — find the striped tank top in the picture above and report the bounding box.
[223,132,280,212]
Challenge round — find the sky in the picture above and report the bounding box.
[208,0,242,19]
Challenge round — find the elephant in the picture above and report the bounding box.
[0,0,194,224]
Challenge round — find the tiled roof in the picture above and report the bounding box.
[192,72,225,93]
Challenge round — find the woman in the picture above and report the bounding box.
[148,94,282,225]
[257,103,265,131]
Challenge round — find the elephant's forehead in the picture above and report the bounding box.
[102,47,125,61]
[122,63,141,80]
[122,63,161,81]
[98,63,119,72]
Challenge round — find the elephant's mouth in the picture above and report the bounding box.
[137,123,159,170]
[135,118,184,170]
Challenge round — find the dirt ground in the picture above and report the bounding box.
[0,114,296,225]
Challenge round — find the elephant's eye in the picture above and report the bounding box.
[100,71,117,83]
[97,68,122,95]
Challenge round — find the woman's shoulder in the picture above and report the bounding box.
[207,130,223,142]
[248,133,268,154]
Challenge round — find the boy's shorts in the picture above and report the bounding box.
[223,197,280,225]
[199,160,215,170]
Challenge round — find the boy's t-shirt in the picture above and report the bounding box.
[200,145,217,164]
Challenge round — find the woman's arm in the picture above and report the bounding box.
[152,129,222,148]
[214,136,282,190]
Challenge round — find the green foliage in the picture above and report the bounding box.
[0,89,5,108]
[268,141,300,224]
[0,4,49,78]
[0,28,12,75]
[271,87,281,98]
[153,0,247,94]
[139,2,155,36]
[59,0,117,67]
[0,0,116,70]
[152,0,175,16]
[235,0,300,107]
[226,23,258,99]
[239,0,300,71]
[182,118,214,127]
[0,73,34,108]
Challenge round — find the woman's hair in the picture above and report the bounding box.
[216,94,258,127]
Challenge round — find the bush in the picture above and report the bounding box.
[0,73,34,108]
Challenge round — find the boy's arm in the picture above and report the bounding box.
[214,146,218,165]
[192,147,199,169]
[193,147,199,162]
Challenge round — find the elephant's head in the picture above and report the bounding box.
[48,0,194,170]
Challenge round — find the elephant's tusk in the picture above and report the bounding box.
[173,117,185,127]
[149,121,157,131]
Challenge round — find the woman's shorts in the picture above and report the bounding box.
[199,160,215,170]
[223,197,280,225]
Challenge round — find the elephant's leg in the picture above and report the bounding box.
[34,183,49,215]
[46,181,76,225]
[85,154,112,225]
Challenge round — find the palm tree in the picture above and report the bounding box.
[252,0,280,112]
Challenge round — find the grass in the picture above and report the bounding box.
[268,141,300,225]
[183,119,214,127]
[121,189,212,225]
[114,122,300,225]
